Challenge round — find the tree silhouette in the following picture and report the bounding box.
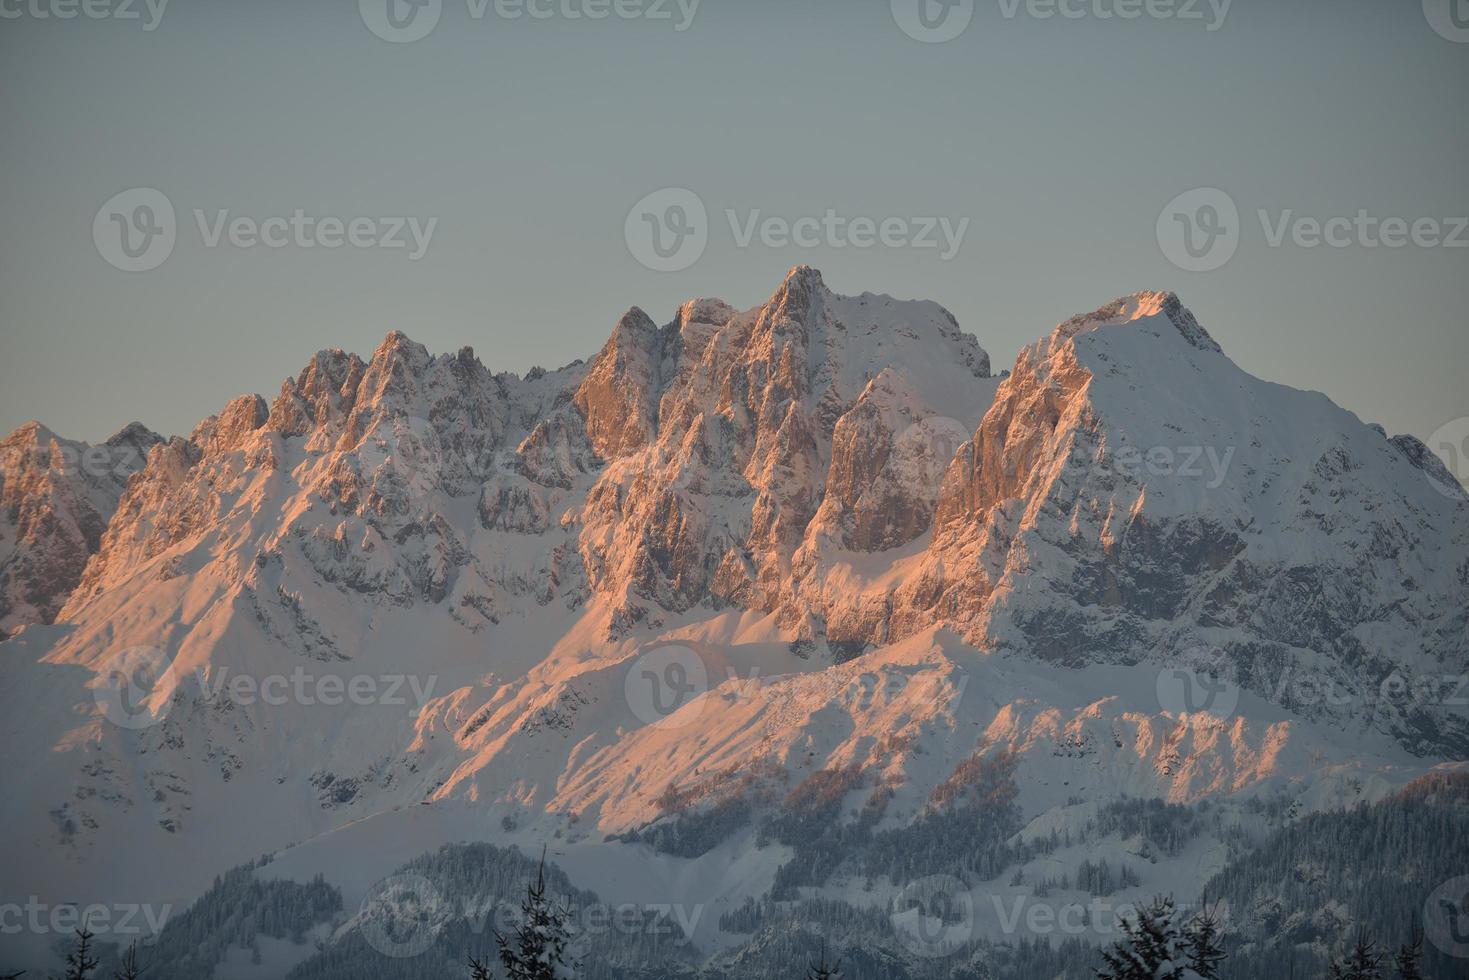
[805,938,842,979]
[62,926,98,980]
[494,847,579,980]
[1096,896,1187,980]
[111,941,144,980]
[1182,904,1227,979]
[1329,929,1382,980]
[1391,921,1424,980]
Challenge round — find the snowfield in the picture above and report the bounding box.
[1,268,1464,976]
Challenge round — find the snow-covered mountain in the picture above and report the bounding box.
[1,267,1465,975]
[0,419,159,638]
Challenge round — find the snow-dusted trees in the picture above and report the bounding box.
[1392,923,1425,980]
[493,849,580,980]
[1181,907,1226,980]
[1095,895,1227,980]
[1329,930,1383,980]
[112,941,144,980]
[62,926,98,980]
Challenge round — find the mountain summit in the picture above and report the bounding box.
[0,268,1464,954]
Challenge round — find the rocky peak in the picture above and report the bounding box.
[573,307,669,460]
[1055,291,1221,354]
[268,349,368,436]
[0,420,158,637]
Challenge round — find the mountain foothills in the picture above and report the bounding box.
[1,267,1466,978]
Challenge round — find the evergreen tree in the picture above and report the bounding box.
[1391,922,1424,980]
[1182,905,1227,979]
[1096,896,1186,980]
[495,849,580,980]
[805,939,842,979]
[1329,930,1382,980]
[468,953,493,980]
[62,926,98,980]
[111,941,143,980]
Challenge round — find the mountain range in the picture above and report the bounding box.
[2,267,1465,978]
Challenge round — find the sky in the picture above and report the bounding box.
[0,0,1465,463]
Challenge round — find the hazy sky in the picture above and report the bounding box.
[1,0,1465,456]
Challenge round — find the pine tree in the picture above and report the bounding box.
[1182,905,1227,979]
[468,953,493,980]
[1392,922,1424,980]
[805,939,842,979]
[1329,930,1382,980]
[112,941,144,980]
[495,848,580,980]
[63,927,98,980]
[1096,896,1186,980]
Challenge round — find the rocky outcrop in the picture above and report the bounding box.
[0,420,160,636]
[18,272,1469,756]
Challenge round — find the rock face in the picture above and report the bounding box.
[0,420,159,637]
[894,291,1469,755]
[1,268,1465,921]
[573,266,996,632]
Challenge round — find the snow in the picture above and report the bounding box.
[0,269,1464,972]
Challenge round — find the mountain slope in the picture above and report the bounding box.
[0,269,1464,976]
[0,419,159,638]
